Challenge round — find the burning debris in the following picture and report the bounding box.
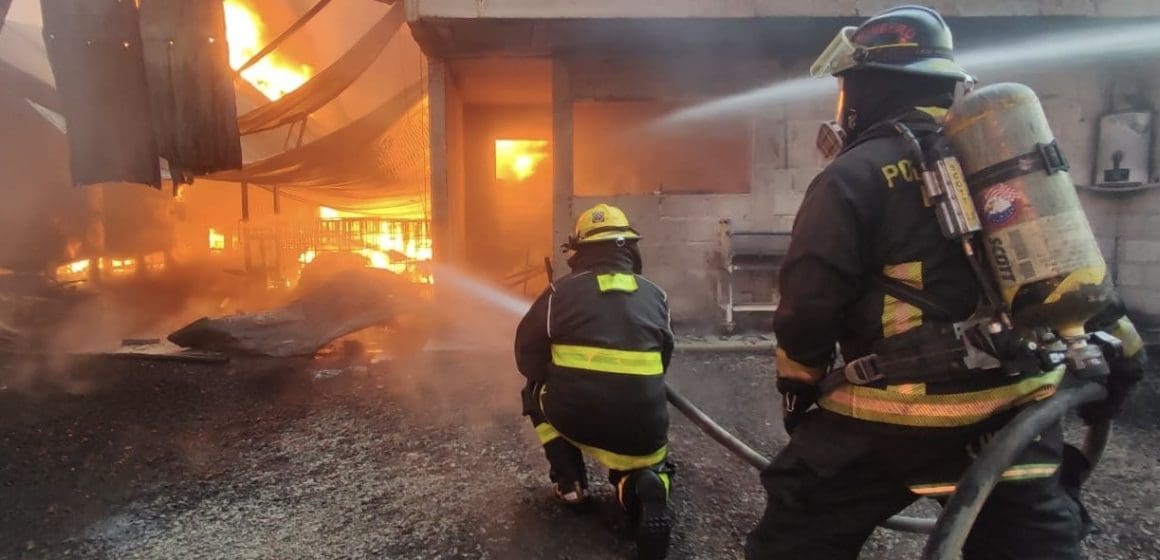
[223,0,313,101]
[168,266,430,358]
[0,269,90,354]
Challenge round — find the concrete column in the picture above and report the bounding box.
[551,57,574,277]
[240,181,250,221]
[428,57,451,264]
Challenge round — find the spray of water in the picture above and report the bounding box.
[659,77,829,126]
[433,264,532,318]
[957,22,1160,75]
[660,21,1160,126]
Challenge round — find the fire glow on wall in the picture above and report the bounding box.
[495,139,549,182]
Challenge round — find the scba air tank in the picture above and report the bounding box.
[944,83,1113,338]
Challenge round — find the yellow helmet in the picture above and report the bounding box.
[566,203,641,248]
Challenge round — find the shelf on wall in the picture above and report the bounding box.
[1076,183,1160,195]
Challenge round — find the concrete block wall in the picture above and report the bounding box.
[571,91,829,325]
[566,55,829,325]
[1080,188,1160,323]
[567,54,1160,327]
[1040,60,1160,325]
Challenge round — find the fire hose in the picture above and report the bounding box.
[664,382,1112,545]
[664,384,935,533]
[921,382,1109,560]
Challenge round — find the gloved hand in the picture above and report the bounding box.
[777,377,819,435]
[520,380,542,417]
[1079,314,1147,425]
[1077,353,1143,425]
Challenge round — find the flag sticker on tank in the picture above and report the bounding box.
[978,183,1029,228]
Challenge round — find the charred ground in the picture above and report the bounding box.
[1,350,1158,560]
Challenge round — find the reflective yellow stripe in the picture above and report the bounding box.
[908,483,958,496]
[909,463,1059,496]
[573,441,668,471]
[866,42,919,50]
[616,471,672,508]
[551,344,663,375]
[776,347,825,383]
[916,106,949,119]
[1000,463,1059,481]
[597,273,638,293]
[888,383,926,395]
[881,262,924,338]
[819,367,1065,427]
[534,422,561,445]
[1111,317,1145,358]
[882,295,923,337]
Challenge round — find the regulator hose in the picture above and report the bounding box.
[664,384,936,534]
[920,383,1109,560]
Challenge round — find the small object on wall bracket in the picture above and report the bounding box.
[1103,150,1130,184]
[1094,110,1152,187]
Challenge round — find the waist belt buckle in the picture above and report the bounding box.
[844,354,884,385]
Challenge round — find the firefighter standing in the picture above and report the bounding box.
[515,204,675,560]
[745,6,1148,559]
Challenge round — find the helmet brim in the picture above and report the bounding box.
[858,58,971,82]
[577,230,642,244]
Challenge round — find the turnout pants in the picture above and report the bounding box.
[526,392,672,512]
[745,409,1084,560]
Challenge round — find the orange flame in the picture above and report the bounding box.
[224,0,314,100]
[208,228,226,251]
[495,139,549,182]
[55,258,91,282]
[108,258,136,272]
[295,218,433,283]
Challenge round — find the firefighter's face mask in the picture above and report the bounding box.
[816,78,849,160]
[811,27,859,160]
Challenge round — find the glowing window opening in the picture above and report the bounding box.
[495,139,549,182]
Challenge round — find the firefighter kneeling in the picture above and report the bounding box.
[745,6,1148,559]
[516,204,676,560]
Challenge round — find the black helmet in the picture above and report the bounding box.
[811,5,970,82]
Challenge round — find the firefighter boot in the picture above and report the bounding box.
[544,438,588,507]
[629,470,672,560]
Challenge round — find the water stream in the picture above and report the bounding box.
[660,21,1160,126]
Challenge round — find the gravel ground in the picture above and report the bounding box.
[1,349,1157,560]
